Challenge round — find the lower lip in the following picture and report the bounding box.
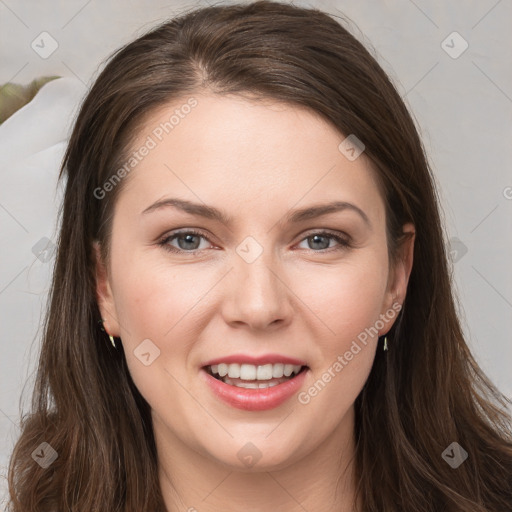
[201,368,309,411]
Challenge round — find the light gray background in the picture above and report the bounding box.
[1,0,511,505]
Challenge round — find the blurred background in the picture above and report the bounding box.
[1,0,511,504]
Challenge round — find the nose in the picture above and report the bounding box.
[221,250,293,331]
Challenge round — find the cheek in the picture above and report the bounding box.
[109,254,199,409]
[111,249,204,339]
[292,255,387,410]
[294,254,388,343]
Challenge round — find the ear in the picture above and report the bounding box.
[93,241,120,337]
[380,222,415,335]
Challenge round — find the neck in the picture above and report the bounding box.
[155,406,362,512]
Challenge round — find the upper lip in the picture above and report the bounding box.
[202,353,307,367]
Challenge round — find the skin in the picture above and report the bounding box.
[95,93,415,512]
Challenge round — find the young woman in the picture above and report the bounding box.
[8,1,512,510]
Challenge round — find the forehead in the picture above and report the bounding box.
[116,93,385,223]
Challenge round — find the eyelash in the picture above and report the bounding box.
[157,229,351,255]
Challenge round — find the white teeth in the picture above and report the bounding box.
[227,363,240,378]
[240,382,258,389]
[284,364,294,377]
[272,363,284,378]
[240,364,257,380]
[218,363,229,377]
[223,377,282,389]
[258,381,280,388]
[208,363,303,381]
[256,364,273,380]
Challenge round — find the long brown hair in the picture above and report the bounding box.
[8,1,512,510]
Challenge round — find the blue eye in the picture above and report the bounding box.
[158,230,350,254]
[298,232,350,251]
[159,230,210,253]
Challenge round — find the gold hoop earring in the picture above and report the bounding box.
[100,318,117,349]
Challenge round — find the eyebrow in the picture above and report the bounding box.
[141,197,371,228]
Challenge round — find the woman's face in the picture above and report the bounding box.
[96,93,413,471]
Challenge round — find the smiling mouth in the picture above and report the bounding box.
[204,363,308,389]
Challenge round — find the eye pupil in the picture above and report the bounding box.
[309,234,329,250]
[178,234,200,250]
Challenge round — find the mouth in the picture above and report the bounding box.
[200,361,310,411]
[204,363,308,389]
